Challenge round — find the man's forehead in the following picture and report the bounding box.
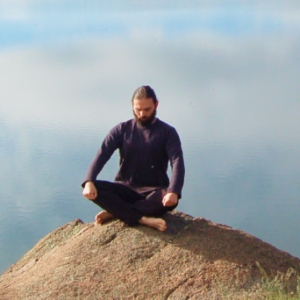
[132,98,155,107]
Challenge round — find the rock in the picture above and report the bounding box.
[0,211,299,299]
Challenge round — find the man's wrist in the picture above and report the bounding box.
[167,190,181,200]
[167,192,178,197]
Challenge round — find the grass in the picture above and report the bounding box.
[252,262,300,300]
[216,262,300,299]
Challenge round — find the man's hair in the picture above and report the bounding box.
[131,86,158,105]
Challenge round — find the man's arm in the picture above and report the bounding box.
[81,124,123,193]
[163,127,185,206]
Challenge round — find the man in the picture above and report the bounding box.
[82,86,185,232]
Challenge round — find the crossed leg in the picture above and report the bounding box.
[91,181,176,232]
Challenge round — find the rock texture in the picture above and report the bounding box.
[0,211,299,299]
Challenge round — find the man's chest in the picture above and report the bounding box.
[121,128,165,154]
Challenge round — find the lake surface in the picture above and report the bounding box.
[1,1,300,274]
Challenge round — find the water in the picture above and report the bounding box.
[1,2,300,274]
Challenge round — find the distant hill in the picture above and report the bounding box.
[0,211,299,299]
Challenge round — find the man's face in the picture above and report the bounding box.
[132,97,159,126]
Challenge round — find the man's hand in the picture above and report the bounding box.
[162,192,178,207]
[82,181,98,200]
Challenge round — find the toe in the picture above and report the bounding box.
[95,213,101,222]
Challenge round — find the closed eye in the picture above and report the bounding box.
[135,108,152,112]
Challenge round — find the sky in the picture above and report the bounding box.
[0,0,300,273]
[1,0,300,48]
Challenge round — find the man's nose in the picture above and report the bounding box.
[140,111,145,117]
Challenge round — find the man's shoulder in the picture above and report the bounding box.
[110,119,134,131]
[156,119,177,132]
[120,119,135,126]
[155,119,182,142]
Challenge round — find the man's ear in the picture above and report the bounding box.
[156,101,159,109]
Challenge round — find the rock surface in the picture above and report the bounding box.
[0,211,299,299]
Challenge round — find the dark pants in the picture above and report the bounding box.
[92,180,177,225]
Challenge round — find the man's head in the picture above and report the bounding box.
[132,86,159,126]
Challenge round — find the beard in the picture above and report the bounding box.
[133,109,157,127]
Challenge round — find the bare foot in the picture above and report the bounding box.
[94,211,115,225]
[138,216,167,232]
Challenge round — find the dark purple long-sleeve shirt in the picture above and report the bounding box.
[82,118,185,198]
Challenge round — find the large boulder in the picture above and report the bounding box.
[0,211,299,299]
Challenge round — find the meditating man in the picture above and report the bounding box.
[82,85,185,232]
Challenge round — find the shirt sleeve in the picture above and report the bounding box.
[81,124,123,187]
[165,127,185,199]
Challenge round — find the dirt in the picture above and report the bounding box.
[0,211,299,299]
